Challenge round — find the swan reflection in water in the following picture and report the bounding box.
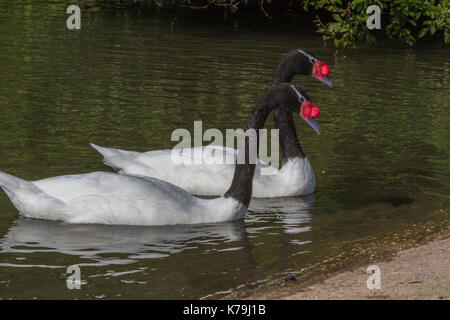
[248,194,315,234]
[0,194,315,267]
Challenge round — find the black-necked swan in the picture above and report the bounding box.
[0,83,321,226]
[90,49,332,198]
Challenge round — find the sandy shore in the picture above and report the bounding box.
[284,237,449,299]
[248,230,449,300]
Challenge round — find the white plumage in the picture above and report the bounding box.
[0,83,314,226]
[90,144,316,198]
[0,171,246,226]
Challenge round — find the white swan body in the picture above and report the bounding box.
[0,83,316,226]
[0,171,246,226]
[90,144,316,198]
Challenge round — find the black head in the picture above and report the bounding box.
[273,49,333,87]
[263,83,322,134]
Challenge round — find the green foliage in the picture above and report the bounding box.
[304,0,449,48]
[72,0,449,48]
[418,0,450,44]
[132,0,450,47]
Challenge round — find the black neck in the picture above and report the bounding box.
[272,52,311,161]
[224,99,274,207]
[273,107,305,160]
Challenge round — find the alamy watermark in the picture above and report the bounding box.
[171,121,280,170]
[66,265,82,289]
[367,5,381,30]
[66,5,81,30]
[366,265,381,290]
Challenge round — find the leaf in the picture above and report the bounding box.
[408,19,417,27]
[418,28,428,38]
[351,0,366,8]
[332,14,342,22]
[430,25,436,35]
[153,0,163,8]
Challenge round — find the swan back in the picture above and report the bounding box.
[0,171,246,225]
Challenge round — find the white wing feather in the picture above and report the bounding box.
[91,144,315,197]
[0,171,246,226]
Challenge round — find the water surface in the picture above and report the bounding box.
[0,2,448,299]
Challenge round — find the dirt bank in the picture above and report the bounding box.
[247,226,449,300]
[283,237,449,299]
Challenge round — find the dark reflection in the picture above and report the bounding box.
[385,197,415,207]
[0,197,315,299]
[0,195,315,263]
[0,218,247,264]
[249,194,315,214]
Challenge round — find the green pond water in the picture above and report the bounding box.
[0,2,449,299]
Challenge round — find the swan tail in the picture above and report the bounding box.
[90,143,141,173]
[90,143,126,171]
[0,171,29,192]
[0,171,66,220]
[90,143,122,158]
